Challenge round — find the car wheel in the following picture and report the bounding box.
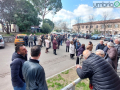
[15,44,16,46]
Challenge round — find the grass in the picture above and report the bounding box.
[47,68,90,90]
[22,32,44,35]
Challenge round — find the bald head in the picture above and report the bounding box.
[95,49,105,58]
[83,50,92,59]
[100,40,103,45]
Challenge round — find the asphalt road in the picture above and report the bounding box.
[0,38,108,90]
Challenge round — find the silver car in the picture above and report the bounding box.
[0,35,5,48]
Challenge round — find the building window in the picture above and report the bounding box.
[107,25,112,28]
[90,26,93,28]
[101,25,104,29]
[86,26,88,29]
[115,24,118,28]
[96,25,98,28]
[82,26,84,28]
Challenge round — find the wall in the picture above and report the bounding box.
[3,36,15,43]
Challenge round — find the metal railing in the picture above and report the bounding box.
[61,78,82,90]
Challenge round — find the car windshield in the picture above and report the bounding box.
[17,36,24,39]
[0,36,2,42]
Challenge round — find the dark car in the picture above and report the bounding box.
[72,33,78,37]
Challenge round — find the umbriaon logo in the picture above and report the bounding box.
[114,1,120,7]
[93,1,120,8]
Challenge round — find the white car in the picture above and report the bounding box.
[0,35,5,48]
[113,34,120,39]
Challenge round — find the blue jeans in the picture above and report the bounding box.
[13,83,26,90]
[61,40,63,46]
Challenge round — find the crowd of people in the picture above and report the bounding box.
[10,33,120,90]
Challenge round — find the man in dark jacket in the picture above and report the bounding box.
[96,49,115,69]
[107,42,118,71]
[76,50,120,90]
[96,40,105,50]
[22,46,48,90]
[33,34,37,46]
[10,44,27,90]
[114,38,120,66]
[23,35,28,46]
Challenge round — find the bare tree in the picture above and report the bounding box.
[102,12,111,36]
[75,17,82,33]
[88,15,94,33]
[61,22,68,32]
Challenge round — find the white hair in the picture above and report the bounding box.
[84,50,92,58]
[107,42,114,47]
[96,49,105,55]
[104,41,108,45]
[116,38,120,42]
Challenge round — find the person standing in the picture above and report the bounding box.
[38,36,42,48]
[66,39,70,52]
[22,46,48,90]
[60,35,63,46]
[28,34,33,47]
[23,35,28,46]
[57,36,60,49]
[69,41,75,59]
[86,41,93,51]
[53,38,58,55]
[114,38,120,66]
[48,34,51,48]
[103,42,109,53]
[45,37,50,53]
[10,44,27,90]
[107,42,118,71]
[75,40,81,56]
[76,44,85,64]
[96,40,105,50]
[33,34,37,46]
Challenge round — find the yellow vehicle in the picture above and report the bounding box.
[14,34,27,46]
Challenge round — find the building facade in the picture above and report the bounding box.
[73,19,120,35]
[0,24,19,32]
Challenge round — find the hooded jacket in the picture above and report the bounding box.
[10,52,27,87]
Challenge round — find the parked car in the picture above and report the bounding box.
[72,33,78,37]
[14,34,27,46]
[91,34,101,40]
[113,34,120,39]
[104,36,112,41]
[0,35,5,48]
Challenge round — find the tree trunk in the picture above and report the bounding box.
[6,23,10,34]
[9,24,11,32]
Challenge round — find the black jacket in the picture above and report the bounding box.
[10,52,27,87]
[103,46,109,53]
[96,44,105,50]
[22,59,48,90]
[77,53,120,90]
[104,53,115,69]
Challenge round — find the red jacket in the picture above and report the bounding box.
[53,40,57,49]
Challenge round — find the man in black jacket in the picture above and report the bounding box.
[10,44,27,90]
[76,50,120,90]
[96,40,105,50]
[22,46,48,90]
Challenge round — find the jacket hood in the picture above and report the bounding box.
[12,52,27,61]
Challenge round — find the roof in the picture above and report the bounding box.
[73,19,120,26]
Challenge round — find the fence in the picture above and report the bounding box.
[61,78,82,90]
